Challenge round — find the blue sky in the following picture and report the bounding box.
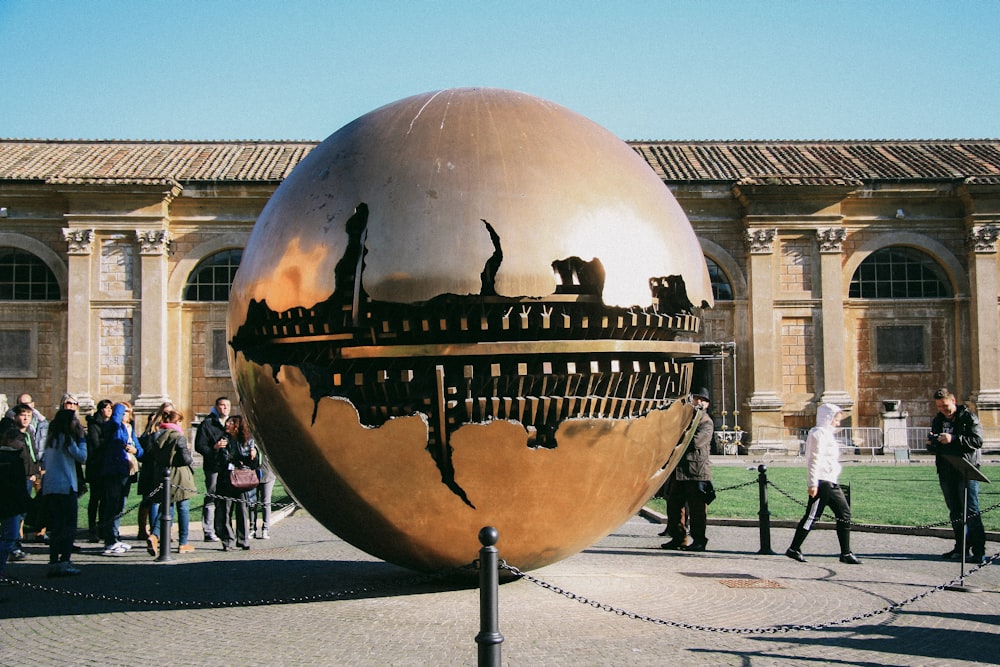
[2,0,998,142]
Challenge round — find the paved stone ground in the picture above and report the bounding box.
[0,511,997,666]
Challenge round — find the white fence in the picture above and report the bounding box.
[751,425,883,456]
[748,424,1000,457]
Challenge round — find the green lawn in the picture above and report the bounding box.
[647,464,1000,531]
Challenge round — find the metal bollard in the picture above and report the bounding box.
[476,526,503,667]
[157,468,172,562]
[756,464,775,555]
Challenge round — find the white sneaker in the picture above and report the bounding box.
[261,529,270,539]
[102,543,128,556]
[118,541,132,551]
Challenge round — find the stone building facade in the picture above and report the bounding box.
[1,139,998,441]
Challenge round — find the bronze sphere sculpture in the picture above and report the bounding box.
[228,88,712,571]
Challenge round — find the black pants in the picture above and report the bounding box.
[666,480,709,545]
[790,480,852,555]
[45,493,77,563]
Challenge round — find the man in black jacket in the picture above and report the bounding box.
[194,397,230,542]
[927,387,986,565]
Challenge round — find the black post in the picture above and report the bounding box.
[157,469,172,562]
[757,464,775,555]
[476,526,503,667]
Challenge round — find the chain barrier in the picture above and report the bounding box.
[763,479,1000,532]
[711,479,758,494]
[92,480,292,536]
[0,561,478,609]
[499,552,997,635]
[14,469,995,634]
[91,482,164,534]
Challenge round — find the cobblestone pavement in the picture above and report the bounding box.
[0,511,997,666]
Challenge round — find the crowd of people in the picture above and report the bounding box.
[0,392,278,580]
[0,385,991,581]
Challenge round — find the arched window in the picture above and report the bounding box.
[184,249,242,302]
[849,247,951,299]
[0,247,60,300]
[705,257,733,301]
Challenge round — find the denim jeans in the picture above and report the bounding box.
[0,514,19,576]
[150,499,191,546]
[938,467,986,553]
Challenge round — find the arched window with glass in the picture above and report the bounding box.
[0,247,60,300]
[849,246,952,372]
[184,248,243,302]
[705,256,733,301]
[848,246,951,299]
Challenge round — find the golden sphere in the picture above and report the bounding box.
[228,88,710,571]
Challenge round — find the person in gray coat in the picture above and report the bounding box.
[661,388,715,552]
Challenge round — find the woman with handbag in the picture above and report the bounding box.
[136,401,174,541]
[146,409,197,557]
[212,415,258,551]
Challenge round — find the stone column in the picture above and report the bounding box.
[817,228,853,408]
[133,229,173,412]
[745,228,783,424]
[62,228,96,413]
[968,223,1000,417]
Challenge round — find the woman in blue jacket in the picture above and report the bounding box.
[41,409,88,576]
[99,403,143,556]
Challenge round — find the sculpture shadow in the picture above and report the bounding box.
[0,555,480,619]
[687,610,1000,665]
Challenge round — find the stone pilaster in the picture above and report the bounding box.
[967,223,1000,411]
[62,228,96,412]
[817,228,853,409]
[133,229,173,412]
[744,228,783,418]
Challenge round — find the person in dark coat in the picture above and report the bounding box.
[194,397,231,542]
[85,400,113,542]
[0,417,31,579]
[212,415,259,551]
[661,388,715,552]
[0,404,41,562]
[927,387,986,566]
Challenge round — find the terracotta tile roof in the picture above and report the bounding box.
[631,140,1000,185]
[0,139,315,185]
[0,138,998,187]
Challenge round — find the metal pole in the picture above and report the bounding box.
[756,464,775,555]
[476,526,503,667]
[157,469,172,562]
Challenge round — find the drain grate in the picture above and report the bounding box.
[717,578,784,589]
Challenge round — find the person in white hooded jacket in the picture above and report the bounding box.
[785,403,860,565]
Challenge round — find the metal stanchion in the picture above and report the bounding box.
[756,464,775,555]
[157,469,172,562]
[476,526,503,667]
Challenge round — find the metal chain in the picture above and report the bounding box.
[0,561,478,609]
[500,553,996,635]
[712,479,758,494]
[764,480,999,532]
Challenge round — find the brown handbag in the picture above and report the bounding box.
[229,467,259,490]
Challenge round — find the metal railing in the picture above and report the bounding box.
[752,425,885,456]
